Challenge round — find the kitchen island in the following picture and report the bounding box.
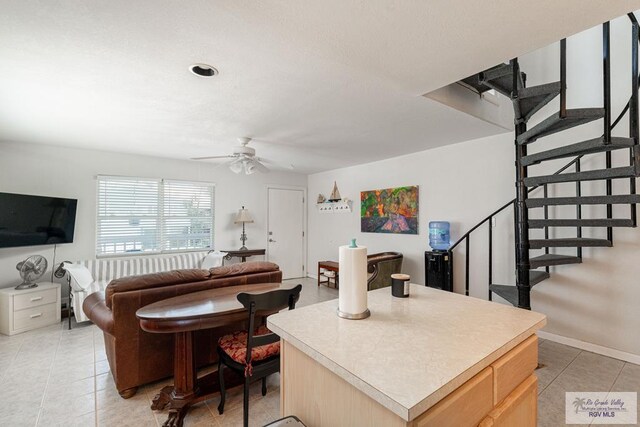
[267,284,546,427]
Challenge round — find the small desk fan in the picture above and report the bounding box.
[15,255,48,290]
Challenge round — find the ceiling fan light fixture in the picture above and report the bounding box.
[229,161,243,174]
[244,160,256,175]
[193,137,280,174]
[189,63,218,77]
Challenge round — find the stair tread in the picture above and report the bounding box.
[480,63,514,81]
[524,166,636,187]
[530,238,613,249]
[529,270,551,286]
[527,194,640,208]
[461,63,522,95]
[490,285,519,306]
[522,137,634,166]
[490,270,546,306]
[515,82,562,123]
[461,74,494,95]
[480,63,526,97]
[530,254,582,268]
[529,218,635,228]
[516,108,605,144]
[518,82,563,99]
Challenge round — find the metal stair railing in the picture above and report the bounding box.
[447,13,640,303]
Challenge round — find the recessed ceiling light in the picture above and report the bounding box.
[189,63,218,77]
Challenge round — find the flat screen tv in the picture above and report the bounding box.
[0,192,78,249]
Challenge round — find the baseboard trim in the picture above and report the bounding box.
[538,330,640,365]
[307,274,318,280]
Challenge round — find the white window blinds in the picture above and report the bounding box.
[162,180,214,251]
[96,176,214,256]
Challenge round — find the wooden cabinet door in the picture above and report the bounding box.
[492,335,538,405]
[414,368,494,427]
[479,375,537,427]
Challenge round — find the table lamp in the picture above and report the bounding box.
[234,206,254,250]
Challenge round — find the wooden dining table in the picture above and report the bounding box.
[136,282,288,427]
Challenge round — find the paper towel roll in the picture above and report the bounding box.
[338,244,368,317]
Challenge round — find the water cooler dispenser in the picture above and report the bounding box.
[424,251,453,292]
[425,221,453,291]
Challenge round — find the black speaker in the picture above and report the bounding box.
[425,251,453,292]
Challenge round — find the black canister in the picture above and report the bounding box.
[391,273,411,298]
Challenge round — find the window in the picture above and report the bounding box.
[96,176,214,256]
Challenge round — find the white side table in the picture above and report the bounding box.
[0,282,61,336]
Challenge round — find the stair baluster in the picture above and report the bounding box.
[576,160,583,260]
[631,16,639,225]
[543,184,550,274]
[488,219,493,301]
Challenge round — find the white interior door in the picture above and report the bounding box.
[267,188,305,279]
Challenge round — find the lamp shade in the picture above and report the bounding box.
[234,206,254,224]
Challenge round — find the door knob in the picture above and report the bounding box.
[269,238,276,242]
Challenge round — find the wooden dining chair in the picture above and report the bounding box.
[216,284,302,427]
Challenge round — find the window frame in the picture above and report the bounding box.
[95,175,215,258]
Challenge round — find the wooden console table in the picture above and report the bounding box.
[222,249,266,263]
[317,261,339,288]
[136,282,286,427]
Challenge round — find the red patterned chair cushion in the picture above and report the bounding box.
[218,325,280,370]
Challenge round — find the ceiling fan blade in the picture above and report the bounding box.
[255,157,294,170]
[251,159,270,173]
[190,155,236,161]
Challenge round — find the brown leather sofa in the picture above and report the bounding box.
[83,261,282,398]
[367,252,403,290]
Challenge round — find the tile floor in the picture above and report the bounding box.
[0,277,637,426]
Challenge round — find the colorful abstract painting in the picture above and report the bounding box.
[360,186,419,234]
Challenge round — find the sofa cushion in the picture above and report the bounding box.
[210,261,280,278]
[105,269,210,307]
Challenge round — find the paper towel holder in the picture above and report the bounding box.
[336,239,371,320]
[337,308,371,320]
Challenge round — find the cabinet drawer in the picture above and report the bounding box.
[13,303,58,331]
[492,335,538,405]
[414,367,493,427]
[479,375,538,427]
[14,288,57,311]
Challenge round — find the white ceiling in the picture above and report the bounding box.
[1,1,639,174]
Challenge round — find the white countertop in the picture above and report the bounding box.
[267,284,546,421]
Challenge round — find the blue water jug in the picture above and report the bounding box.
[429,221,450,250]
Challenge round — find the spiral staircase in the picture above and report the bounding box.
[449,13,640,309]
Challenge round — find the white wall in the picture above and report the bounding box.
[0,141,307,294]
[308,132,516,295]
[309,14,640,358]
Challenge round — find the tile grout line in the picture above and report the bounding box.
[94,325,99,427]
[607,362,626,393]
[34,324,64,427]
[538,348,584,396]
[587,361,626,426]
[0,335,25,383]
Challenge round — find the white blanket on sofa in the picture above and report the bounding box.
[69,251,209,323]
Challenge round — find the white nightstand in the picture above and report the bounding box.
[0,282,61,335]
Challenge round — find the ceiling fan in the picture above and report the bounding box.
[191,137,290,175]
